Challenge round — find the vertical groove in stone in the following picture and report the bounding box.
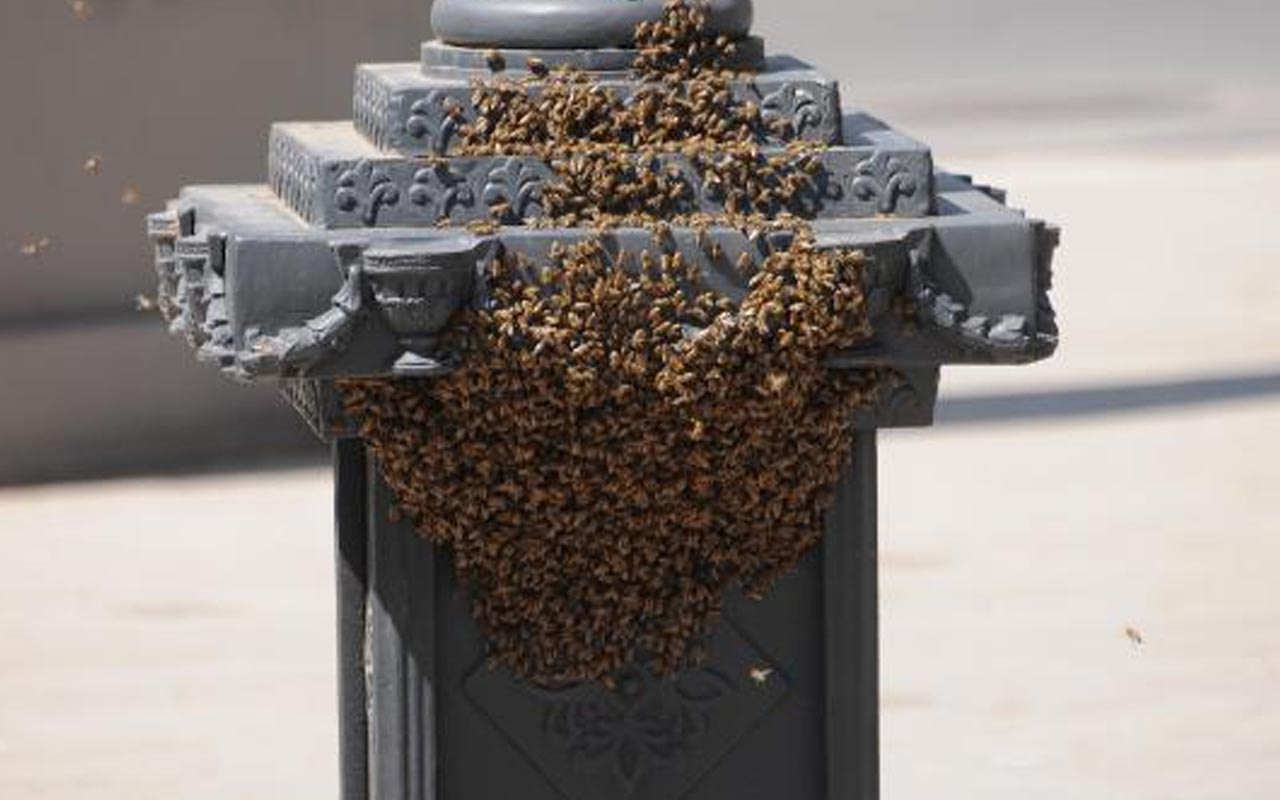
[335,440,370,800]
[366,455,439,800]
[369,458,408,800]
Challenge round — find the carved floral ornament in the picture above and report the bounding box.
[851,152,920,214]
[395,81,832,156]
[540,663,732,795]
[323,153,930,227]
[334,161,401,226]
[758,82,828,137]
[406,90,466,153]
[409,161,477,219]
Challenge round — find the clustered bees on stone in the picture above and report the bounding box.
[341,1,884,686]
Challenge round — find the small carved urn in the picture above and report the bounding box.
[361,238,491,376]
[146,3,1057,800]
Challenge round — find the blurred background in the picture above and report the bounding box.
[1,0,1278,798]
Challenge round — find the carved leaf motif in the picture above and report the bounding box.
[406,90,464,154]
[761,83,825,137]
[851,153,918,215]
[409,163,477,221]
[334,160,401,226]
[483,158,544,223]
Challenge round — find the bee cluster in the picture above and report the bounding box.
[341,1,883,686]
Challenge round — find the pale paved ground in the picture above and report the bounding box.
[6,8,1280,796]
[3,400,1279,800]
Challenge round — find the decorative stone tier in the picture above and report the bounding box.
[150,172,1053,392]
[355,55,835,155]
[270,118,932,229]
[150,23,1058,438]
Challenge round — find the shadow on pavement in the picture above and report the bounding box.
[938,369,1280,426]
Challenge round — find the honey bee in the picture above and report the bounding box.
[19,237,51,257]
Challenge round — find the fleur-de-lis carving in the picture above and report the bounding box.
[850,152,919,215]
[409,163,477,221]
[482,158,544,223]
[539,663,732,796]
[760,83,825,137]
[406,91,465,154]
[334,161,401,226]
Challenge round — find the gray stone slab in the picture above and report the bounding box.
[430,0,755,49]
[355,56,841,154]
[156,171,1049,391]
[814,175,1058,365]
[268,120,931,229]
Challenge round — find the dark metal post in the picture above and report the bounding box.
[335,440,370,800]
[824,431,879,800]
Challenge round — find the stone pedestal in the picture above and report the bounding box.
[146,3,1057,799]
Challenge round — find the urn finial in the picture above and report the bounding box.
[430,0,754,49]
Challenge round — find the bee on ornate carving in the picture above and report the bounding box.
[526,57,549,78]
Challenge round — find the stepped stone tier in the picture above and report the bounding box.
[148,15,1057,437]
[146,3,1058,799]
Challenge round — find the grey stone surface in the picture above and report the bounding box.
[355,55,831,154]
[160,164,1046,390]
[420,36,767,74]
[430,0,754,49]
[139,5,1057,440]
[268,121,930,229]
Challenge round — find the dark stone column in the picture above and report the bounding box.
[335,439,371,800]
[823,432,879,800]
[335,436,884,800]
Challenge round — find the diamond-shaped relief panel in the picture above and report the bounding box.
[466,620,788,800]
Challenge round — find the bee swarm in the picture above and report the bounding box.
[341,1,885,686]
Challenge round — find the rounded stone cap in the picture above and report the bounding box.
[431,0,754,49]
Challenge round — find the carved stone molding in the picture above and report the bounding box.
[333,160,403,227]
[279,378,356,441]
[466,620,787,800]
[354,65,841,155]
[269,123,933,228]
[269,126,321,223]
[850,152,923,215]
[906,235,1057,362]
